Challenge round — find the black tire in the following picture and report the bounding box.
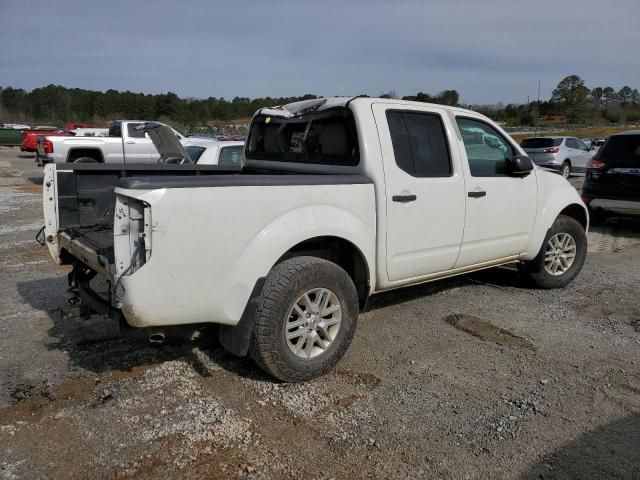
[561,161,571,178]
[249,256,359,382]
[519,215,587,289]
[72,157,98,163]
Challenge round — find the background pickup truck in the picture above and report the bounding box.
[36,120,185,165]
[42,97,588,382]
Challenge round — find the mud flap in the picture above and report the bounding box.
[218,278,265,357]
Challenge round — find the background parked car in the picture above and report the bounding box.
[520,136,592,177]
[21,127,71,152]
[582,130,640,224]
[184,138,245,166]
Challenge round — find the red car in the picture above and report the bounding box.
[21,127,70,152]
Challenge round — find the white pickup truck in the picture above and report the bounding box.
[36,120,186,165]
[42,97,588,382]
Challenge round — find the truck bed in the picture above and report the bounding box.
[46,163,245,275]
[46,163,361,278]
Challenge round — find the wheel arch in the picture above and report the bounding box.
[276,235,371,310]
[559,203,588,230]
[67,148,104,163]
[218,235,372,358]
[522,185,589,261]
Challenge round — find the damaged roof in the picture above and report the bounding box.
[259,97,353,118]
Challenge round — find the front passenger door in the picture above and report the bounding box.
[123,123,158,163]
[574,138,591,172]
[455,117,537,267]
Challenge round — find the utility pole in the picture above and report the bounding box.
[534,80,541,136]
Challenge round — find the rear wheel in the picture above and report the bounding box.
[561,161,571,178]
[249,256,359,382]
[519,215,587,289]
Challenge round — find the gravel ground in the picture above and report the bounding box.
[0,147,639,479]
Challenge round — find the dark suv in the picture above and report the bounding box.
[582,130,640,224]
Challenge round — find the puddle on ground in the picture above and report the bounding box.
[444,313,536,351]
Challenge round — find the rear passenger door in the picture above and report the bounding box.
[455,116,537,267]
[373,104,466,282]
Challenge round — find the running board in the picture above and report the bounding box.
[376,255,521,293]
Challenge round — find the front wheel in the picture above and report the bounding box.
[519,215,587,289]
[249,256,359,382]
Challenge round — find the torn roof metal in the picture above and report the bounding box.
[259,97,353,118]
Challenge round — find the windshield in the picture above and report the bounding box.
[246,108,359,166]
[185,146,206,163]
[597,135,640,163]
[521,138,562,149]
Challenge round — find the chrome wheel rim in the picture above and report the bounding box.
[544,233,577,276]
[561,164,570,177]
[285,288,342,359]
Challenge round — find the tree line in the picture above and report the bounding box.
[0,84,319,128]
[472,75,640,126]
[1,76,638,129]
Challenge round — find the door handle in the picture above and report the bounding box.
[125,140,135,144]
[468,191,486,198]
[392,194,417,203]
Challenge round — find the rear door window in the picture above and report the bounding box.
[386,110,452,177]
[565,138,579,149]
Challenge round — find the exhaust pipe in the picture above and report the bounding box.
[148,330,166,345]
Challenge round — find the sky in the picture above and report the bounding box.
[1,0,639,105]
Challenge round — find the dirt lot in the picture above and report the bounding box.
[1,148,639,480]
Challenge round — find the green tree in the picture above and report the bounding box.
[618,86,634,106]
[590,87,604,108]
[602,87,617,105]
[551,75,590,122]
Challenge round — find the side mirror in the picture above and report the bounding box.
[506,155,534,177]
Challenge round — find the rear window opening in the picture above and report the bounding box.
[246,108,359,166]
[597,135,640,163]
[521,138,562,149]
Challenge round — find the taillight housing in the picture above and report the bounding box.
[543,147,559,153]
[587,158,605,170]
[43,139,53,154]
